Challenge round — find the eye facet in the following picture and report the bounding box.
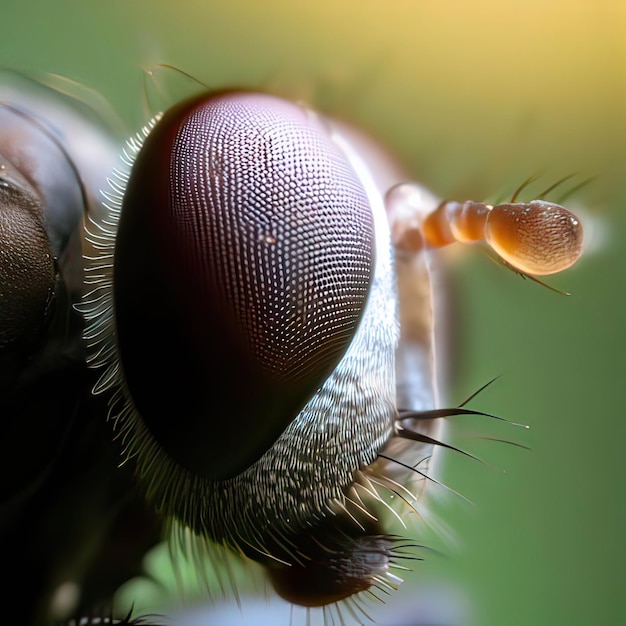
[113,92,376,480]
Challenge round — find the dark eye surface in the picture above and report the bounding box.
[113,92,375,479]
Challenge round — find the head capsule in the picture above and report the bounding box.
[83,81,444,617]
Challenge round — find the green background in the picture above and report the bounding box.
[2,1,624,625]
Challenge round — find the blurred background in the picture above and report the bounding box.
[1,1,624,625]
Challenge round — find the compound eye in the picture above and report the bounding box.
[113,92,375,480]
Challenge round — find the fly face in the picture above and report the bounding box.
[82,90,437,612]
[0,70,586,625]
[83,81,584,621]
